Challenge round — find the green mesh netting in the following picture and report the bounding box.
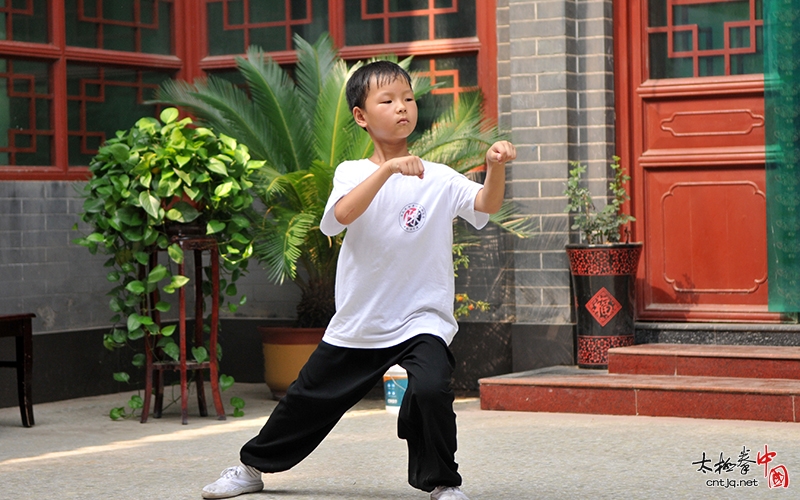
[765,0,800,311]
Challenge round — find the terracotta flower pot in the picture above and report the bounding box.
[258,326,325,399]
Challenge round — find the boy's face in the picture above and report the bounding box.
[353,75,417,143]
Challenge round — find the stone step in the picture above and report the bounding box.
[479,365,800,422]
[607,344,800,379]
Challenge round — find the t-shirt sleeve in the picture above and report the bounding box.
[451,171,490,229]
[320,162,358,236]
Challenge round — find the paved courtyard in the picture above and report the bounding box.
[0,382,798,499]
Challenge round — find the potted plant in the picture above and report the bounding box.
[74,107,264,418]
[156,33,533,397]
[563,155,642,369]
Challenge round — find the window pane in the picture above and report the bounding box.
[0,58,52,166]
[647,0,763,79]
[65,0,173,54]
[434,0,475,39]
[731,25,762,75]
[345,0,475,46]
[206,68,247,86]
[410,55,478,133]
[67,64,172,166]
[673,1,750,51]
[0,0,48,43]
[206,0,327,55]
[344,0,382,45]
[649,32,693,79]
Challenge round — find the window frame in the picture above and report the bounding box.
[1,0,497,180]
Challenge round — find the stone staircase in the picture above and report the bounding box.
[479,344,800,422]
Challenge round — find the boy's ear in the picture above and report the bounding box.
[352,107,368,129]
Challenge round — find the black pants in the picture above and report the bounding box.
[239,334,462,492]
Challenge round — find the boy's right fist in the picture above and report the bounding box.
[386,155,424,179]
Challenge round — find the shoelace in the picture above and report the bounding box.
[219,466,244,479]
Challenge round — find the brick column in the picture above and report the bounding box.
[500,0,617,368]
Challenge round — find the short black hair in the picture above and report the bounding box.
[346,60,413,112]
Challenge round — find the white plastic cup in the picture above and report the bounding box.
[383,365,408,413]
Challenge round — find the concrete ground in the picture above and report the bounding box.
[0,382,798,499]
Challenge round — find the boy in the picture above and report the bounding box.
[202,60,515,500]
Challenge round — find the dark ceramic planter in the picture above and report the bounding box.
[566,243,643,369]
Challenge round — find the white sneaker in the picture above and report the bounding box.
[201,465,263,499]
[431,486,470,500]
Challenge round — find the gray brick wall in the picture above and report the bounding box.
[502,0,616,325]
[0,181,298,335]
[2,1,617,336]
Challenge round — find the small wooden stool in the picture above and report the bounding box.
[0,313,35,427]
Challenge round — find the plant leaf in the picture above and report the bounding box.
[168,243,184,263]
[128,395,144,409]
[132,353,146,367]
[214,181,234,198]
[219,374,235,391]
[125,280,146,294]
[166,201,201,222]
[169,275,190,289]
[126,314,142,331]
[160,107,180,124]
[147,264,168,283]
[192,346,209,363]
[207,220,226,234]
[127,328,145,340]
[110,407,127,420]
[155,301,171,312]
[207,157,228,176]
[163,342,180,360]
[139,190,161,219]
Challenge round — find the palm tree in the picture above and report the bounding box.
[156,33,532,328]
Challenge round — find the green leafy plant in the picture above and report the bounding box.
[156,33,535,327]
[74,107,264,419]
[452,242,490,319]
[564,155,635,244]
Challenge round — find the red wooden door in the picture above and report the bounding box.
[614,0,778,322]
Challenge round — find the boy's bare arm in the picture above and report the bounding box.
[474,141,516,214]
[334,156,425,225]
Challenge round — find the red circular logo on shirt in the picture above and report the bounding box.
[399,203,426,232]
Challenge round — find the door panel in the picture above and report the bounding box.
[614,0,777,321]
[644,168,767,313]
[643,96,764,154]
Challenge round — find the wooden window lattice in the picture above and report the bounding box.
[68,0,173,52]
[67,66,167,164]
[360,0,458,44]
[0,0,494,177]
[206,0,315,53]
[0,60,52,166]
[1,0,34,40]
[647,0,763,77]
[1,0,47,43]
[417,58,475,100]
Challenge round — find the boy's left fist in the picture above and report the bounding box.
[486,141,516,167]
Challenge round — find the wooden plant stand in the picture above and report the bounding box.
[141,235,226,424]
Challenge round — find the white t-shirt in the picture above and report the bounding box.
[320,158,489,348]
